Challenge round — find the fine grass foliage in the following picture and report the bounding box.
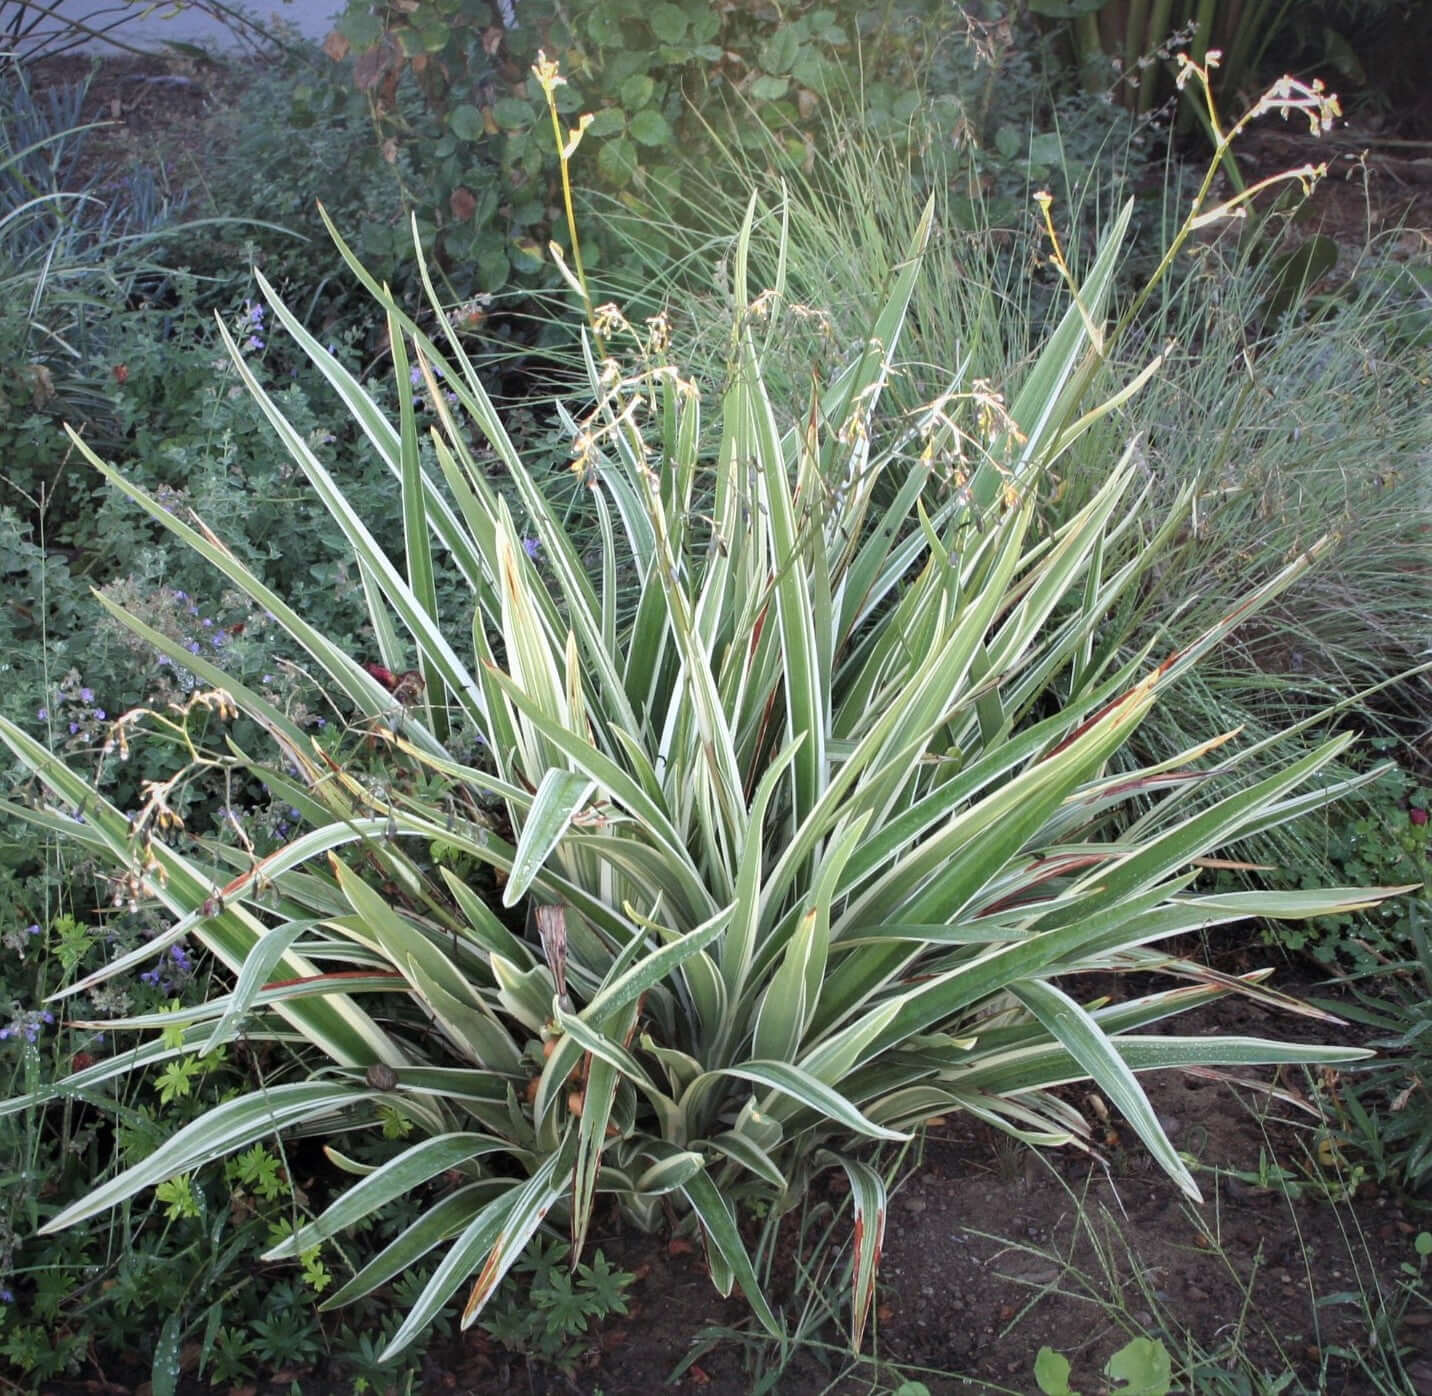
[0,57,1408,1361]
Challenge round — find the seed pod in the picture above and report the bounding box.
[365,1063,398,1091]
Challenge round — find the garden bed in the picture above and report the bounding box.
[10,34,1432,1396]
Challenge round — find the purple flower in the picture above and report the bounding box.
[93,709,105,721]
[36,708,47,721]
[186,641,202,655]
[0,1289,13,1303]
[24,924,40,937]
[80,687,94,702]
[174,589,187,600]
[244,336,265,353]
[522,536,541,561]
[410,365,424,387]
[246,301,265,326]
[68,722,79,735]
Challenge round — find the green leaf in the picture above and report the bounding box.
[586,106,626,137]
[265,1134,510,1258]
[619,74,655,109]
[597,135,639,186]
[449,104,485,140]
[628,109,672,147]
[1035,1347,1077,1396]
[40,1085,376,1234]
[1105,1336,1172,1394]
[760,26,800,74]
[711,1061,909,1142]
[648,3,687,42]
[493,97,534,131]
[504,770,597,907]
[1013,980,1196,1199]
[679,1170,783,1337]
[750,74,790,101]
[151,1313,183,1396]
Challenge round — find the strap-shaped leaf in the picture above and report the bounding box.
[40,1084,376,1233]
[1014,978,1198,1198]
[266,1133,510,1259]
[817,1150,887,1353]
[505,770,597,907]
[459,1130,578,1329]
[680,1169,784,1339]
[321,1181,502,1310]
[707,1061,909,1142]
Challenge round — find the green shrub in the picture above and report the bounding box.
[0,59,1403,1356]
[297,0,968,300]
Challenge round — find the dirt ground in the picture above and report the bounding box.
[404,989,1430,1396]
[23,46,1432,1396]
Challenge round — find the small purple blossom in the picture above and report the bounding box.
[0,1289,13,1304]
[244,336,265,353]
[186,641,202,655]
[92,709,105,721]
[36,708,47,721]
[246,301,265,326]
[68,722,79,735]
[24,924,40,937]
[522,536,541,561]
[80,687,94,702]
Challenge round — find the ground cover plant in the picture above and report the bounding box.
[0,48,1417,1388]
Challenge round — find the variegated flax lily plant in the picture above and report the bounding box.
[0,64,1401,1360]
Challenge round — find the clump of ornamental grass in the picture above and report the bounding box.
[0,55,1409,1359]
[600,49,1431,927]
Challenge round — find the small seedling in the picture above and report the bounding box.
[1035,1336,1173,1395]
